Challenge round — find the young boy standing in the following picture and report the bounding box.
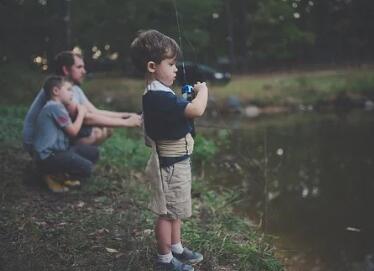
[131,30,208,271]
[32,76,99,192]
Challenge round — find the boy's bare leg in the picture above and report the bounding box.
[155,216,172,254]
[76,127,113,145]
[171,219,181,245]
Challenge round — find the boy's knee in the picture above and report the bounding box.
[92,127,103,138]
[92,127,112,144]
[90,127,105,144]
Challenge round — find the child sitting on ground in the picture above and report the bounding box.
[131,29,208,271]
[32,75,99,192]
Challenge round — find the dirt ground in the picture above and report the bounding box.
[0,144,155,271]
[0,144,235,271]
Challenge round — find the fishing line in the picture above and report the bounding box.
[263,127,269,232]
[172,0,187,84]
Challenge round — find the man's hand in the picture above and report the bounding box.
[125,114,142,127]
[121,112,138,119]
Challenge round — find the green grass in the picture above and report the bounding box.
[210,67,374,106]
[80,67,374,111]
[0,105,283,271]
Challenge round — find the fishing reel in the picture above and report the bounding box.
[181,84,196,137]
[181,84,195,102]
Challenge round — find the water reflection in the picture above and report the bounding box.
[198,110,374,271]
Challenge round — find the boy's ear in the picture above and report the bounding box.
[51,86,60,96]
[147,61,157,73]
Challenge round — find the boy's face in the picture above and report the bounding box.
[153,57,178,86]
[56,81,74,105]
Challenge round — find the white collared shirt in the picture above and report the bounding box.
[145,80,175,95]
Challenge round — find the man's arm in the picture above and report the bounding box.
[83,99,134,118]
[84,112,142,127]
[184,82,208,118]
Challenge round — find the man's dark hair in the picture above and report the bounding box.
[130,29,181,73]
[54,51,82,76]
[43,75,67,99]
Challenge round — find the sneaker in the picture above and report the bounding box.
[63,179,81,187]
[173,247,203,264]
[44,175,69,193]
[155,257,194,271]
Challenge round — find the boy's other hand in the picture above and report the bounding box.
[193,82,208,94]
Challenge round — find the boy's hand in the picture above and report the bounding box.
[184,82,208,118]
[66,102,78,117]
[193,82,208,94]
[77,104,88,117]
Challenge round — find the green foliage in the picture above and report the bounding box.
[99,129,150,171]
[344,74,374,95]
[0,106,26,143]
[250,0,315,61]
[0,63,44,105]
[192,134,218,165]
[3,0,374,74]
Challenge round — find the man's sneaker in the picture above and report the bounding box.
[173,247,203,264]
[44,175,69,193]
[154,257,194,271]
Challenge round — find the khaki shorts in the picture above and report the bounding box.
[150,158,192,219]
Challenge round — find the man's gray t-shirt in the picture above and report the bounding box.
[33,100,72,160]
[23,85,88,153]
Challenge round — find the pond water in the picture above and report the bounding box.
[198,110,374,271]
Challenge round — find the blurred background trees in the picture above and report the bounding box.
[0,0,373,74]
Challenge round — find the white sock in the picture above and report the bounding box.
[171,242,184,254]
[157,252,173,263]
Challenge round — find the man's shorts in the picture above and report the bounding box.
[154,158,192,220]
[76,125,93,139]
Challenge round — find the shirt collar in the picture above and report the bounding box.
[145,80,175,95]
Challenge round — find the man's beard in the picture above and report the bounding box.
[69,76,82,86]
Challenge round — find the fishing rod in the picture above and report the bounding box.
[173,0,196,137]
[173,0,271,233]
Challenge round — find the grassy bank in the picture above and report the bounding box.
[212,67,374,105]
[81,66,374,112]
[0,106,283,271]
[4,66,374,112]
